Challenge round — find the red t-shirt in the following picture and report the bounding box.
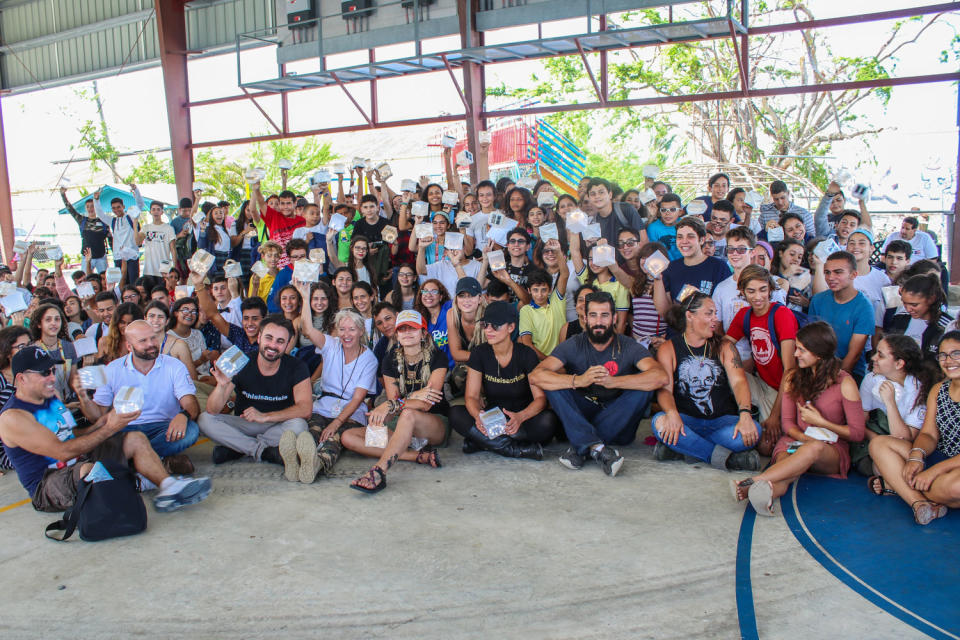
[726,304,798,390]
[261,205,305,268]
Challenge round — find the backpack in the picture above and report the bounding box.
[45,460,147,542]
[741,301,810,359]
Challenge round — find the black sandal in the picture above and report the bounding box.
[868,475,896,497]
[415,446,442,468]
[351,466,386,494]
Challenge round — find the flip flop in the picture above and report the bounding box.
[867,475,896,497]
[912,500,947,526]
[730,477,754,503]
[748,479,776,516]
[351,466,386,494]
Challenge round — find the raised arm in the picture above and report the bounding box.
[191,271,230,338]
[297,282,326,350]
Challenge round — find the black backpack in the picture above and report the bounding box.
[45,460,147,542]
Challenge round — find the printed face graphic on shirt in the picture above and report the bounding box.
[678,356,721,416]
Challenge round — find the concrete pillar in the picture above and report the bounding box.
[155,0,194,201]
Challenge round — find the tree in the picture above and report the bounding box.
[488,2,957,188]
[247,136,339,195]
[69,81,122,181]
[127,151,176,184]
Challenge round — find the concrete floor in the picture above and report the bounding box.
[0,421,930,639]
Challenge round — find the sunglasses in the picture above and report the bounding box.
[28,367,55,377]
[507,239,528,245]
[481,321,507,331]
[660,207,681,213]
[727,246,751,255]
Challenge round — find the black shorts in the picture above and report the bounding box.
[31,433,128,512]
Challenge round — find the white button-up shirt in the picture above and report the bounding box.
[93,354,195,425]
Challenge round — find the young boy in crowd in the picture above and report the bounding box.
[519,245,569,359]
[646,193,684,260]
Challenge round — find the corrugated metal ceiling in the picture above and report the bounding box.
[0,0,275,92]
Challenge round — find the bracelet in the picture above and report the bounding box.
[907,457,925,464]
[909,447,927,457]
[739,408,752,414]
[571,374,576,389]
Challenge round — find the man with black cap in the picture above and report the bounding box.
[531,291,668,476]
[0,346,211,513]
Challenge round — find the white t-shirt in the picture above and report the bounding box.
[713,275,788,361]
[313,335,378,425]
[859,372,926,430]
[466,211,494,249]
[141,223,175,276]
[423,259,482,301]
[882,231,938,263]
[854,267,890,327]
[85,322,109,341]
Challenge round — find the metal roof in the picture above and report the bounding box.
[0,0,275,93]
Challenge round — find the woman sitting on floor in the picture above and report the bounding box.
[731,321,865,516]
[652,291,761,471]
[854,334,939,478]
[343,309,446,494]
[449,301,558,459]
[869,331,960,525]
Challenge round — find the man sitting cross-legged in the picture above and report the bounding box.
[0,346,211,513]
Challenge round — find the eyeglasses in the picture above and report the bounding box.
[507,238,528,245]
[712,218,730,225]
[617,239,638,248]
[12,343,27,352]
[727,246,751,255]
[179,308,197,316]
[937,350,960,362]
[660,207,681,213]
[28,367,54,377]
[398,272,415,278]
[421,289,440,296]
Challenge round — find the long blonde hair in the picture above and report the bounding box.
[394,328,437,396]
[450,296,488,350]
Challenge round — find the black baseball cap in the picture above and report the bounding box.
[481,301,518,326]
[455,277,482,297]
[12,346,63,377]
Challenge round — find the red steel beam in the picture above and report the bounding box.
[189,91,272,108]
[599,15,608,103]
[189,113,466,149]
[747,3,958,36]
[575,38,606,105]
[155,0,194,201]
[484,72,960,119]
[369,49,378,126]
[330,71,373,126]
[0,99,15,265]
[728,18,748,96]
[241,87,282,135]
[441,54,470,113]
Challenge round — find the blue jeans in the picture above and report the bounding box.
[114,258,140,282]
[545,388,652,454]
[125,419,200,458]
[652,412,762,464]
[83,256,108,273]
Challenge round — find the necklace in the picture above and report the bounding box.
[683,334,709,361]
[335,344,363,413]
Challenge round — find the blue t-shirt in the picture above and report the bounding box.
[661,256,731,301]
[429,300,454,369]
[1,394,76,496]
[808,290,875,376]
[646,219,680,260]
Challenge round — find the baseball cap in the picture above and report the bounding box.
[430,210,452,224]
[12,346,63,377]
[395,309,427,331]
[481,301,518,327]
[848,227,874,245]
[455,277,482,297]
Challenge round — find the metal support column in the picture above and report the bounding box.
[951,87,960,283]
[0,98,14,265]
[458,0,483,185]
[155,0,194,201]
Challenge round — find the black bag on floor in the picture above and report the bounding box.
[44,460,147,542]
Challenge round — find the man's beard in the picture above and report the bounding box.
[133,347,158,361]
[587,323,614,344]
[260,347,281,362]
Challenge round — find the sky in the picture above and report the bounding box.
[1,0,958,248]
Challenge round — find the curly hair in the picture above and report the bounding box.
[414,279,451,319]
[29,304,69,342]
[785,321,842,404]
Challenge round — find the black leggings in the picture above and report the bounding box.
[449,405,558,444]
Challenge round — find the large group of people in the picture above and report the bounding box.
[0,145,958,529]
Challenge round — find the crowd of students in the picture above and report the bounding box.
[0,148,958,527]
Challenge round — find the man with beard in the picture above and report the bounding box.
[198,315,311,465]
[1,345,211,513]
[85,321,201,476]
[531,292,668,476]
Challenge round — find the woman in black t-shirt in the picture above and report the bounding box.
[344,310,447,493]
[449,301,558,459]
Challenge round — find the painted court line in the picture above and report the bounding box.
[783,482,959,640]
[735,505,759,640]
[0,438,211,514]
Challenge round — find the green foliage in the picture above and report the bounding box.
[247,136,339,195]
[70,87,119,177]
[127,151,175,184]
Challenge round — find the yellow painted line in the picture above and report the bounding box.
[0,498,30,513]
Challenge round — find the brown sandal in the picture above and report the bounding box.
[912,500,947,525]
[415,447,442,468]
